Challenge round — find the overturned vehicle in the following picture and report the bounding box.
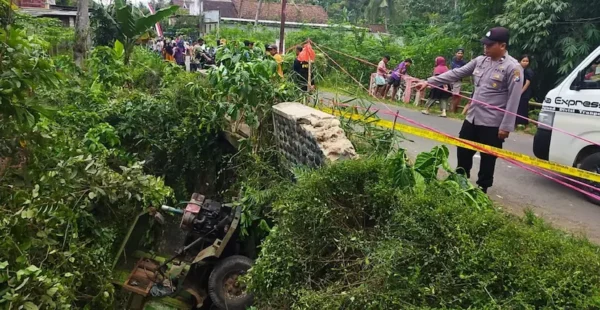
[112,193,253,310]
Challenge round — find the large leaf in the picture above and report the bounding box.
[114,40,124,57]
[115,4,136,39]
[388,149,416,189]
[134,5,179,35]
[413,145,450,181]
[113,0,126,8]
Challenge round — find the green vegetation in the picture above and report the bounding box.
[211,25,544,127]
[248,148,600,309]
[0,40,175,310]
[105,0,178,64]
[215,0,600,103]
[0,4,297,307]
[3,0,600,307]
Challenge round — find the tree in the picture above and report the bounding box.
[113,0,178,64]
[91,3,119,47]
[255,0,263,27]
[74,0,90,68]
[364,0,392,24]
[0,1,58,128]
[495,0,600,97]
[448,0,503,39]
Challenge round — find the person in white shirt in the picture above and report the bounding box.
[155,39,164,56]
[376,55,390,98]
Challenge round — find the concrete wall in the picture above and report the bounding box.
[273,102,357,168]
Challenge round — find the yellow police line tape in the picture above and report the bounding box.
[318,106,600,184]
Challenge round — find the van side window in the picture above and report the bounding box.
[579,56,600,89]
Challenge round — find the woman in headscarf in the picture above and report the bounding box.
[173,43,185,67]
[421,56,452,117]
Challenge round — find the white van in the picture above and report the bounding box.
[533,47,600,204]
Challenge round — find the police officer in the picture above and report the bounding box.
[416,27,523,193]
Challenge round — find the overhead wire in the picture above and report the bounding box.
[316,44,379,68]
[310,39,600,200]
[311,41,371,94]
[314,41,600,149]
[325,98,600,201]
[329,101,600,193]
[286,39,308,53]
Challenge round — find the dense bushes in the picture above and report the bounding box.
[0,124,171,308]
[214,26,468,88]
[1,10,309,306]
[41,46,230,198]
[249,149,600,309]
[0,13,227,307]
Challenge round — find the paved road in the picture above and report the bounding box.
[321,92,600,243]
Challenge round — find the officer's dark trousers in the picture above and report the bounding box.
[456,120,504,189]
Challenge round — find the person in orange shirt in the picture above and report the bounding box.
[267,44,284,78]
[164,41,175,62]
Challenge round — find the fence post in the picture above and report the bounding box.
[414,85,421,106]
[369,73,376,96]
[403,76,412,103]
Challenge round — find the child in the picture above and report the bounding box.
[384,58,412,100]
[376,55,390,98]
[421,57,452,117]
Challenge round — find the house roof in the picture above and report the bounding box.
[222,17,370,31]
[171,0,328,23]
[204,0,237,18]
[231,0,327,24]
[19,7,77,17]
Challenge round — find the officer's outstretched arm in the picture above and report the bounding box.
[427,59,477,85]
[500,66,524,132]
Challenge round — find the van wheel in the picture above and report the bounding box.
[579,152,600,205]
[208,255,254,310]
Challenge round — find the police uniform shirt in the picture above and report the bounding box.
[427,52,523,132]
[293,58,310,81]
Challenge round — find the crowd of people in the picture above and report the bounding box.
[374,47,535,126]
[149,28,536,196]
[151,35,218,71]
[412,27,532,194]
[373,27,538,194]
[149,35,315,92]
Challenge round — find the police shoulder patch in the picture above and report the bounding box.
[513,68,521,83]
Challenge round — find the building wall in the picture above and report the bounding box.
[273,102,357,168]
[18,0,45,8]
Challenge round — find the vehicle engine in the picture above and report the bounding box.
[179,194,232,250]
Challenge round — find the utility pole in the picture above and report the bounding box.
[200,0,204,35]
[73,0,89,68]
[278,0,287,54]
[255,0,263,27]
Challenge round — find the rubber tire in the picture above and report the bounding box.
[579,152,600,205]
[208,255,254,310]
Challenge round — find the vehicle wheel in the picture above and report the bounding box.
[208,255,254,310]
[578,152,600,205]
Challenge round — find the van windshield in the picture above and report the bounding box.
[583,56,600,83]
